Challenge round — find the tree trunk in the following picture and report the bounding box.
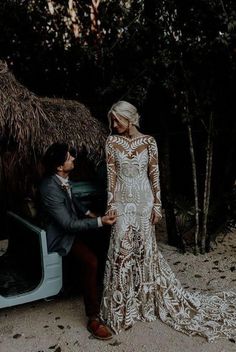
[187,123,200,254]
[202,115,213,252]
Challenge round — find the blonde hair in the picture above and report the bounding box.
[108,101,140,132]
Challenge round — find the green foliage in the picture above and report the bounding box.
[1,0,235,116]
[0,0,235,245]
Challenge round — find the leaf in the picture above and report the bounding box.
[57,325,64,330]
[55,347,62,352]
[13,333,22,339]
[109,340,122,346]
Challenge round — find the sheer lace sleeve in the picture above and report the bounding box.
[105,136,117,213]
[148,137,162,218]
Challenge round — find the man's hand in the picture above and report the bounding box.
[101,212,117,226]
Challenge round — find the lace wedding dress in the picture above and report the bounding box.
[100,134,236,342]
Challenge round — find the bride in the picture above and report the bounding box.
[100,100,236,342]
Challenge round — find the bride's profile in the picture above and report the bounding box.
[100,100,236,342]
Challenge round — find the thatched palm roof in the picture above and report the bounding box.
[0,60,108,162]
[0,60,108,202]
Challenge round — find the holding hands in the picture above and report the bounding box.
[101,211,117,226]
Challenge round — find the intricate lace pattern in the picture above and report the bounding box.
[100,134,236,342]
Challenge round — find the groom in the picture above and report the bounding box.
[39,142,116,340]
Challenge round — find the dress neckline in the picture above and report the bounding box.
[117,134,147,141]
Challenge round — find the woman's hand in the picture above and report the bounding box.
[106,209,117,217]
[150,208,162,225]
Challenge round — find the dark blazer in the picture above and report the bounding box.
[39,175,99,256]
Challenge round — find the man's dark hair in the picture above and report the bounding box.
[42,142,69,175]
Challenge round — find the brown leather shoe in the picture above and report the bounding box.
[87,318,113,340]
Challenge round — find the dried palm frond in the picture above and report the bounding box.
[0,60,108,202]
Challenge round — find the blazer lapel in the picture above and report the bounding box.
[52,175,77,215]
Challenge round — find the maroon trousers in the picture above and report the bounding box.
[68,238,100,318]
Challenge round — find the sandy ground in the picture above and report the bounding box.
[0,223,236,352]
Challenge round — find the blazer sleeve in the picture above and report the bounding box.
[40,182,98,233]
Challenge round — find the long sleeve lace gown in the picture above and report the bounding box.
[100,134,236,342]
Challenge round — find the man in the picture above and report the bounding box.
[39,142,116,340]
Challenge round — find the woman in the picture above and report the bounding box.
[100,100,236,342]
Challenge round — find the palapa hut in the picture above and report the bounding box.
[0,60,108,215]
